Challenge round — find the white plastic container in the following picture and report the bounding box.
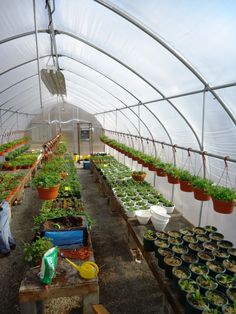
[150,206,170,221]
[151,216,169,231]
[163,205,175,214]
[125,210,136,218]
[135,210,151,225]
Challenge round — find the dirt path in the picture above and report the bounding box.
[0,187,42,314]
[79,168,163,314]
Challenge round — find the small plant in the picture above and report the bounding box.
[24,237,53,265]
[33,171,61,188]
[192,176,213,191]
[144,230,156,240]
[207,185,236,201]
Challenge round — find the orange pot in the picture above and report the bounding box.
[180,180,193,192]
[167,174,180,184]
[193,188,210,201]
[156,167,167,177]
[132,173,147,182]
[212,198,235,214]
[148,164,156,171]
[37,184,60,200]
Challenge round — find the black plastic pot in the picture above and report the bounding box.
[193,227,207,235]
[143,233,157,252]
[168,237,183,248]
[180,227,193,237]
[222,303,235,314]
[154,239,169,257]
[226,287,236,304]
[178,279,199,306]
[189,263,209,280]
[156,231,169,241]
[163,255,182,279]
[196,275,218,293]
[157,248,173,269]
[205,290,228,308]
[204,225,218,235]
[209,232,224,243]
[206,260,226,277]
[186,292,209,314]
[172,266,191,287]
[167,230,182,238]
[172,244,188,257]
[183,235,198,246]
[181,252,199,267]
[223,259,236,276]
[188,242,204,254]
[196,234,210,244]
[228,248,236,261]
[217,240,233,250]
[197,251,215,263]
[212,249,230,263]
[203,241,219,252]
[215,274,236,294]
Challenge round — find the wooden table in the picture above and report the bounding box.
[19,235,99,314]
[90,160,194,314]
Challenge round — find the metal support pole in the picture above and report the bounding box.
[32,0,43,109]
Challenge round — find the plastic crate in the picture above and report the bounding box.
[83,161,90,169]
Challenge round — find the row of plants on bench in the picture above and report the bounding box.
[91,155,174,216]
[0,173,25,201]
[0,136,30,156]
[100,135,236,214]
[143,228,236,313]
[5,144,30,161]
[1,152,39,171]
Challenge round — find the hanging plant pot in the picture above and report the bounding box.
[148,164,156,171]
[132,156,139,161]
[37,184,60,200]
[167,174,180,184]
[212,198,235,214]
[156,167,167,177]
[132,171,147,182]
[180,180,194,192]
[193,188,211,201]
[137,159,144,165]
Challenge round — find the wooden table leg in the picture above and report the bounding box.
[83,287,99,314]
[20,301,44,314]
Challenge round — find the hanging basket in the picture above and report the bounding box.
[193,188,211,201]
[212,198,235,214]
[167,174,180,184]
[148,164,156,171]
[180,180,193,192]
[37,184,60,200]
[156,167,167,177]
[132,172,147,182]
[132,156,139,161]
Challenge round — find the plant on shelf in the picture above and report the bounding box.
[33,171,61,200]
[132,171,147,182]
[207,185,236,214]
[23,237,53,266]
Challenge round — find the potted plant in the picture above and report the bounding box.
[23,237,53,266]
[172,244,188,257]
[181,252,199,267]
[207,185,236,214]
[180,227,193,236]
[179,169,194,192]
[172,265,191,287]
[218,240,233,250]
[189,263,209,280]
[183,234,198,245]
[206,261,226,277]
[223,259,236,276]
[228,248,236,261]
[132,171,147,182]
[222,302,236,314]
[192,176,213,201]
[160,198,175,214]
[193,226,207,235]
[188,242,204,254]
[156,231,169,241]
[204,225,218,234]
[210,232,224,243]
[154,160,167,177]
[33,171,61,200]
[178,279,200,306]
[216,274,236,293]
[154,239,169,257]
[205,290,228,308]
[213,249,230,263]
[143,230,157,252]
[168,237,183,247]
[196,234,210,244]
[227,288,236,304]
[156,248,173,269]
[163,255,182,279]
[164,163,180,184]
[196,275,218,293]
[203,242,219,252]
[198,251,215,263]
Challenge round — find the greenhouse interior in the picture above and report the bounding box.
[0,1,236,314]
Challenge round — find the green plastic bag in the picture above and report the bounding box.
[39,246,58,285]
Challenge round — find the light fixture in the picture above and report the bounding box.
[41,68,66,96]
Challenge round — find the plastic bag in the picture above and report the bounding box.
[39,246,58,285]
[0,201,16,255]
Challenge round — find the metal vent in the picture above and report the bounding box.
[41,69,66,96]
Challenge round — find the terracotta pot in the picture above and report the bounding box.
[138,159,144,165]
[132,173,147,182]
[127,153,133,158]
[37,184,60,200]
[156,167,167,177]
[167,174,180,184]
[148,164,156,171]
[193,188,210,201]
[212,198,235,214]
[132,156,139,161]
[180,180,193,192]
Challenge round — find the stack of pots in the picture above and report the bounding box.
[150,206,170,231]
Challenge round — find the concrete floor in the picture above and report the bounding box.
[79,168,164,314]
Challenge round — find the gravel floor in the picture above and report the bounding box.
[79,168,164,314]
[0,187,42,314]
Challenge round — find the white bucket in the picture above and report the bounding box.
[163,205,175,214]
[151,216,169,231]
[135,210,151,225]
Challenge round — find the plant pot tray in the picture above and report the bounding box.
[41,216,88,249]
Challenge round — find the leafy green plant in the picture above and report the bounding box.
[144,230,156,240]
[24,237,53,265]
[207,185,236,201]
[192,176,213,191]
[33,171,61,188]
[178,169,193,182]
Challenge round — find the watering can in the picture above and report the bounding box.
[61,253,99,279]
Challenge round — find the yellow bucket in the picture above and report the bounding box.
[73,154,79,162]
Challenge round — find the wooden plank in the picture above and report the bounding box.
[92,304,110,314]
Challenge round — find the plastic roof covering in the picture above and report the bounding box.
[0,0,236,159]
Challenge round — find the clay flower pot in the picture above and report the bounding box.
[212,198,235,214]
[37,184,60,200]
[180,180,194,192]
[156,167,166,177]
[167,174,180,184]
[193,187,211,201]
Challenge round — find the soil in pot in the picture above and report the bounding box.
[205,290,228,308]
[222,303,236,314]
[226,288,236,304]
[196,275,218,293]
[189,263,209,280]
[43,216,84,230]
[157,248,173,269]
[206,261,226,277]
[164,255,182,279]
[183,235,198,245]
[178,279,199,306]
[143,230,157,252]
[180,227,193,236]
[204,225,218,234]
[167,230,182,238]
[193,227,207,235]
[212,198,235,214]
[210,232,224,243]
[198,251,215,263]
[218,241,233,250]
[181,252,199,267]
[186,291,209,314]
[172,266,191,287]
[168,236,183,247]
[172,245,188,257]
[228,248,236,261]
[223,259,236,276]
[156,231,169,241]
[154,239,169,257]
[188,242,204,254]
[216,274,236,293]
[196,234,211,244]
[203,241,219,252]
[213,249,230,262]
